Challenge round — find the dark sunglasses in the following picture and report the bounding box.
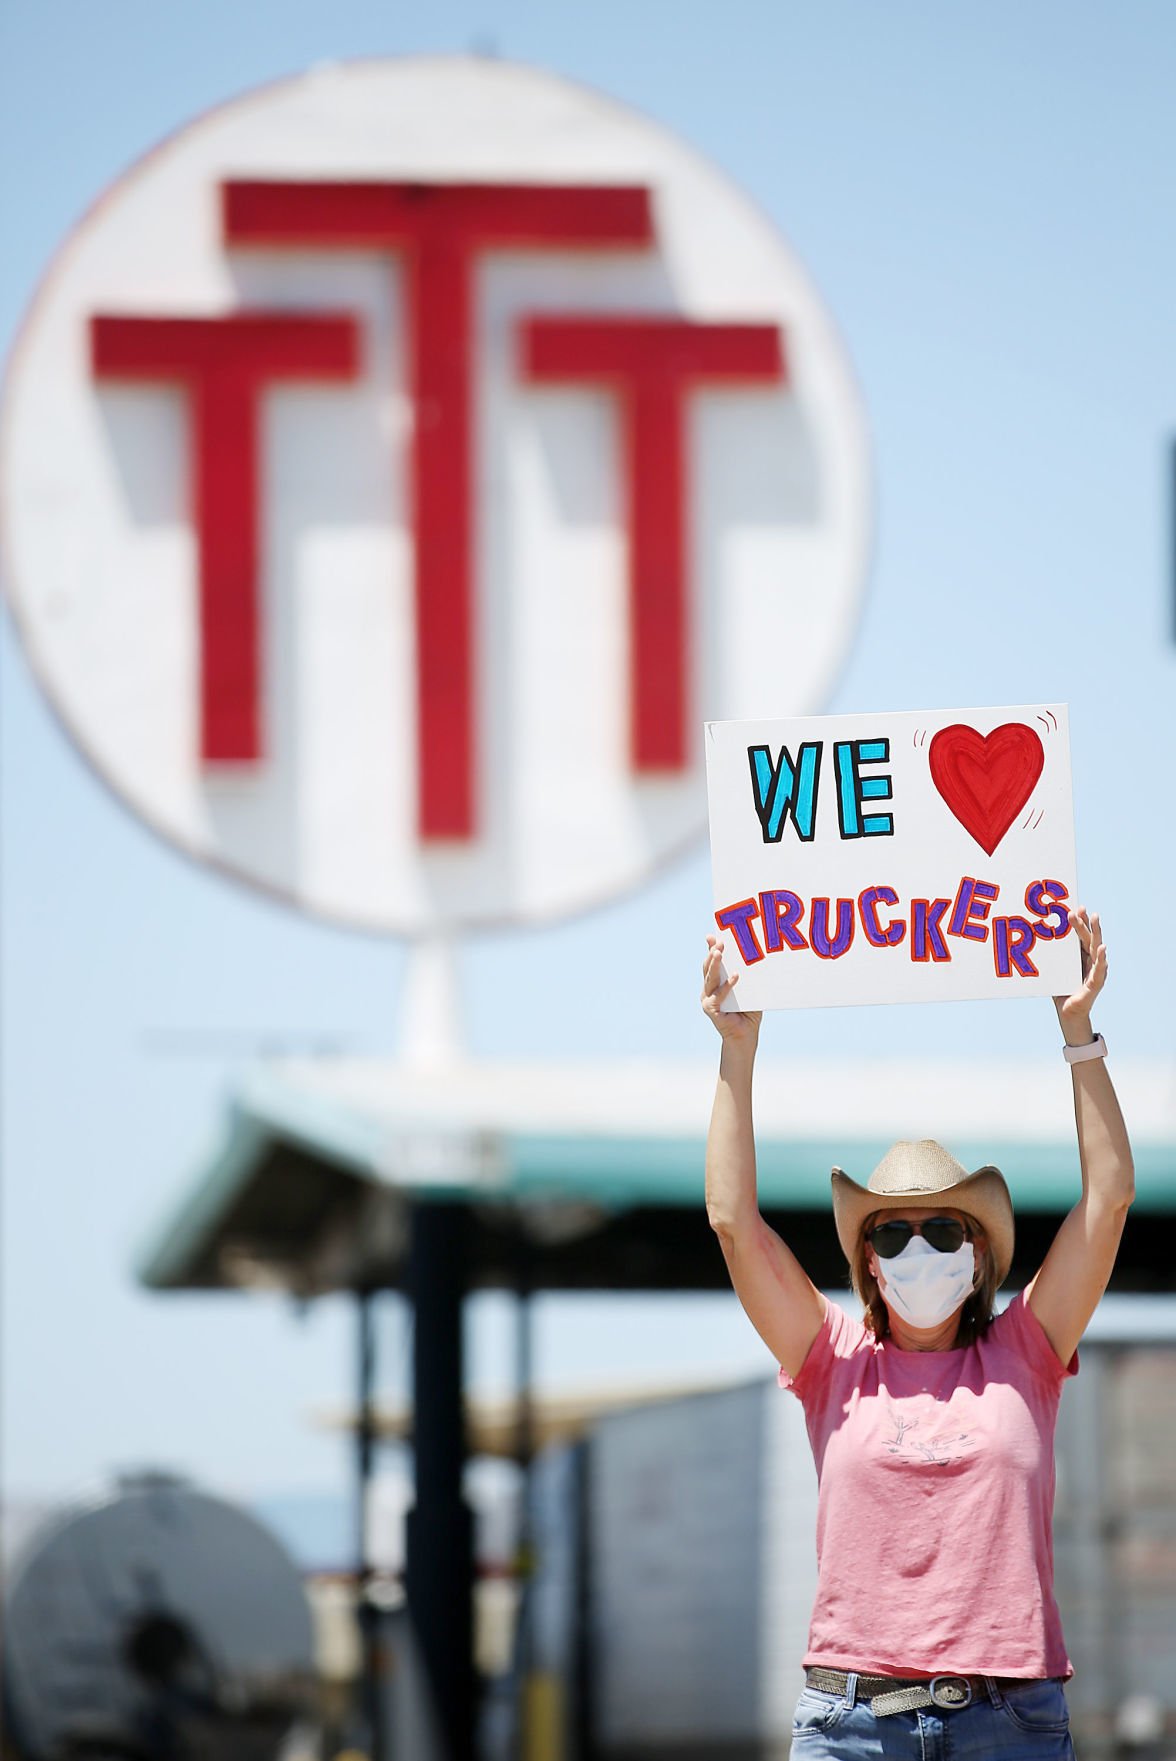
[866,1217,970,1258]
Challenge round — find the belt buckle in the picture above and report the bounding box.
[929,1675,973,1710]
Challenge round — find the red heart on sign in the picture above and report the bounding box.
[928,722,1045,856]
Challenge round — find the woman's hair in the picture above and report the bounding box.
[850,1210,997,1345]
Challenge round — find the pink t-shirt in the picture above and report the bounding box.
[780,1290,1077,1678]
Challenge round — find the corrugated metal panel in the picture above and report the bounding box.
[589,1383,766,1746]
[759,1381,819,1737]
[1056,1345,1176,1725]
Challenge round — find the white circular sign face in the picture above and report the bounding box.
[1,57,870,933]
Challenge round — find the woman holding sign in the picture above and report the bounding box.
[702,906,1131,1759]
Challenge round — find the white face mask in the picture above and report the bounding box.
[875,1233,976,1330]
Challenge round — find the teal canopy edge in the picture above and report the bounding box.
[136,1080,1175,1290]
[505,1133,1174,1211]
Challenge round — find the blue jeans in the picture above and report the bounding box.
[791,1677,1076,1758]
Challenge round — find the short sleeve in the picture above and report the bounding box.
[778,1298,869,1400]
[989,1288,1079,1386]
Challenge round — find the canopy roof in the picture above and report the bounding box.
[137,1056,1176,1297]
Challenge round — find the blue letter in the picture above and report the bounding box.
[834,738,894,839]
[748,742,823,843]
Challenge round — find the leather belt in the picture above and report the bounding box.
[806,1666,1015,1717]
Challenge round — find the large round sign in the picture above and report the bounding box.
[0,57,870,932]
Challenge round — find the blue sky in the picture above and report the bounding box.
[2,2,1174,1509]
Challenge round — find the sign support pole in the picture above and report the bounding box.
[400,932,464,1072]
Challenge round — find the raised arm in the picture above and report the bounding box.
[702,936,825,1376]
[1025,907,1134,1365]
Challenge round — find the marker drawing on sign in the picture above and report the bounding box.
[706,705,1080,1010]
[927,722,1045,857]
[714,897,766,964]
[1024,879,1070,939]
[710,874,1072,976]
[911,898,952,963]
[834,738,894,839]
[993,916,1040,978]
[858,885,905,948]
[810,898,855,960]
[947,876,999,942]
[748,736,895,843]
[761,889,810,952]
[747,743,822,842]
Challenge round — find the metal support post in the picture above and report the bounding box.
[355,1288,388,1761]
[405,1201,475,1761]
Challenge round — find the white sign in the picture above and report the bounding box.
[706,704,1082,1009]
[0,57,870,934]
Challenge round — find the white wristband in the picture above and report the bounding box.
[1062,1033,1107,1065]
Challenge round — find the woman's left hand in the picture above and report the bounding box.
[1053,905,1107,1042]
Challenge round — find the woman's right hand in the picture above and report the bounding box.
[701,935,762,1047]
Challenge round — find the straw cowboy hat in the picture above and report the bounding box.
[831,1140,1015,1285]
